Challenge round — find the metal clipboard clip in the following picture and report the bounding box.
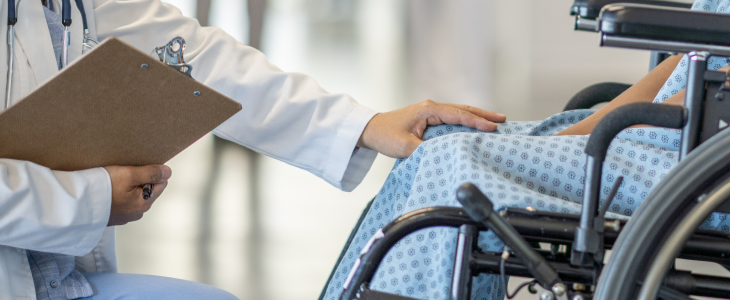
[82,30,99,54]
[154,37,193,78]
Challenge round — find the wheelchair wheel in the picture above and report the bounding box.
[595,129,730,300]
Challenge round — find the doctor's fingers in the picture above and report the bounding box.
[440,103,507,123]
[111,181,166,216]
[144,180,169,205]
[421,102,499,132]
[128,164,172,186]
[132,181,168,210]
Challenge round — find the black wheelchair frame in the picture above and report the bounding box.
[325,2,730,300]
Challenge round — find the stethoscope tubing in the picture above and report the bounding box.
[4,24,13,110]
[4,0,16,110]
[61,0,70,67]
[3,0,89,109]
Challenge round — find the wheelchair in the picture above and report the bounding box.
[323,2,730,300]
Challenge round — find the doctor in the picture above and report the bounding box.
[0,0,506,299]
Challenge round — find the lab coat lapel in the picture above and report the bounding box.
[14,0,60,85]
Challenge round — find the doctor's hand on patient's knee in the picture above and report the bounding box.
[357,100,506,158]
[104,165,172,226]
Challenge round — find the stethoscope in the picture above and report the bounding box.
[3,0,97,109]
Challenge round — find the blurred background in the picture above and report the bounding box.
[114,0,660,299]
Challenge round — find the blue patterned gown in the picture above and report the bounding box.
[323,1,730,299]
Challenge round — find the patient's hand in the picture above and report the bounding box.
[104,165,172,226]
[357,100,506,158]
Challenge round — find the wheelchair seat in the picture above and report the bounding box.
[600,4,730,46]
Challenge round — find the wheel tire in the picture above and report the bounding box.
[595,129,730,300]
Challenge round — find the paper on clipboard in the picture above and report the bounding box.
[0,37,242,171]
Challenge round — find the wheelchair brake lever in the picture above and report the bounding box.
[456,183,565,294]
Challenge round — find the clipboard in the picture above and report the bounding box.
[0,37,242,171]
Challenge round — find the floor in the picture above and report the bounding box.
[113,1,727,299]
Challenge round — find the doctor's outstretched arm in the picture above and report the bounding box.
[91,0,505,192]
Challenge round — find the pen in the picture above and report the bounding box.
[142,183,154,200]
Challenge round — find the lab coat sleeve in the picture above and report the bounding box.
[91,0,379,191]
[0,159,112,256]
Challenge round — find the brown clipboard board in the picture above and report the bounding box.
[0,37,242,171]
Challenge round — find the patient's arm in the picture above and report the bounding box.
[555,54,683,136]
[630,63,730,109]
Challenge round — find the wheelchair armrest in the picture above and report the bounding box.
[599,4,730,49]
[571,0,691,20]
[564,82,632,111]
[586,102,685,162]
[572,103,686,266]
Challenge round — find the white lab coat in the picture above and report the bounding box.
[0,0,378,298]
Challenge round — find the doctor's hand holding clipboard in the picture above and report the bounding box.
[104,165,172,226]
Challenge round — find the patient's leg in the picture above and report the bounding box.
[324,109,688,300]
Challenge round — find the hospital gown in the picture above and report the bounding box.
[323,1,730,299]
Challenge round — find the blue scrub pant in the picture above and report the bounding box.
[79,273,238,300]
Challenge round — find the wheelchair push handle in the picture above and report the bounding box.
[456,183,562,289]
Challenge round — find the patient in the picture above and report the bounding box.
[323,1,730,299]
